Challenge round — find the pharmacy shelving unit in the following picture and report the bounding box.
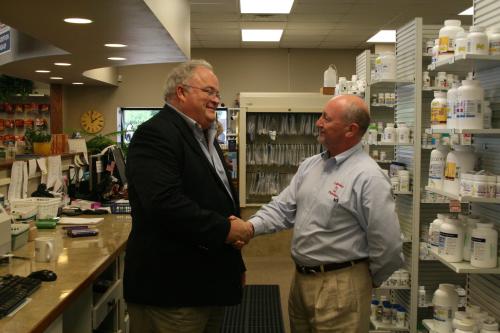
[394,1,500,330]
[238,92,331,207]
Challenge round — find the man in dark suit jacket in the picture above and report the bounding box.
[124,59,253,333]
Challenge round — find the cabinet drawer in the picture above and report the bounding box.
[92,279,122,329]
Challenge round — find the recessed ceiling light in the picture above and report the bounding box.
[242,29,283,42]
[107,57,127,61]
[367,30,396,43]
[64,17,92,24]
[35,70,50,73]
[72,82,84,85]
[459,6,473,15]
[50,77,63,80]
[105,43,127,48]
[240,0,294,14]
[54,62,71,66]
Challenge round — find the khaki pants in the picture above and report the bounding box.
[127,303,224,333]
[288,261,372,333]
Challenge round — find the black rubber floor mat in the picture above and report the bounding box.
[220,285,285,333]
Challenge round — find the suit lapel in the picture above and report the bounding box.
[160,105,237,208]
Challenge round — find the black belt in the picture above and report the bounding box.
[295,258,368,275]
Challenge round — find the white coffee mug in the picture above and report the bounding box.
[35,237,55,262]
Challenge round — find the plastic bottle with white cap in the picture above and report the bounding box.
[488,26,500,55]
[439,20,465,59]
[433,284,459,332]
[471,222,498,268]
[439,216,465,262]
[467,26,489,55]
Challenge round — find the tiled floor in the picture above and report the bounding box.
[243,255,295,333]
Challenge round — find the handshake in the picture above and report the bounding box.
[225,215,254,249]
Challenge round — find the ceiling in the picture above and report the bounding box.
[0,0,472,86]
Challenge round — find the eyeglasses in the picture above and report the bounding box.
[182,84,221,99]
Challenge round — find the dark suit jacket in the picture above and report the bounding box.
[124,104,245,307]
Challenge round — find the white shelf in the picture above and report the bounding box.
[422,86,449,91]
[371,103,395,108]
[430,248,500,274]
[394,191,412,195]
[427,54,500,72]
[370,142,414,146]
[369,79,413,87]
[374,159,395,163]
[425,186,500,203]
[376,285,411,290]
[422,319,435,331]
[425,128,500,135]
[370,318,409,331]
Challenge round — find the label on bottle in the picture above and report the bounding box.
[490,41,500,55]
[439,36,453,53]
[434,305,452,322]
[439,232,459,255]
[461,99,482,119]
[431,103,448,125]
[444,161,457,181]
[471,236,488,261]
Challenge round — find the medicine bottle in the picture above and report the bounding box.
[488,26,500,55]
[463,215,479,261]
[481,318,499,333]
[455,31,468,56]
[377,52,396,80]
[436,72,447,89]
[439,217,464,262]
[439,20,464,57]
[384,123,396,143]
[370,300,379,319]
[472,174,488,198]
[367,123,378,145]
[429,214,447,250]
[398,170,410,192]
[454,318,476,333]
[418,286,426,307]
[428,145,449,189]
[396,306,406,328]
[443,145,476,196]
[382,301,392,324]
[447,82,460,129]
[471,222,498,268]
[432,38,440,63]
[423,71,431,88]
[432,283,459,332]
[467,26,489,55]
[397,123,410,144]
[457,80,484,130]
[486,174,496,198]
[452,311,471,330]
[431,91,448,129]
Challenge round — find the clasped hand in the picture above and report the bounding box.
[225,215,254,249]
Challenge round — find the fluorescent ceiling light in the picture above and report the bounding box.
[105,43,127,48]
[72,82,84,85]
[242,29,283,42]
[35,70,50,73]
[367,30,396,43]
[54,62,71,66]
[50,77,63,80]
[240,0,294,14]
[63,17,93,24]
[107,57,127,61]
[459,6,473,15]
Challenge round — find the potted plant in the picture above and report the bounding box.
[25,127,52,155]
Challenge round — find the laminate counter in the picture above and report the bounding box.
[0,214,131,333]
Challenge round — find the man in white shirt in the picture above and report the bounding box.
[233,95,403,332]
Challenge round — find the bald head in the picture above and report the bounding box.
[328,95,370,137]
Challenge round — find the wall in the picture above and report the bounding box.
[64,48,360,133]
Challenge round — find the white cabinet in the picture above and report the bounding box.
[238,93,331,207]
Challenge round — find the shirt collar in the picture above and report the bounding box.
[321,142,363,165]
[167,102,217,136]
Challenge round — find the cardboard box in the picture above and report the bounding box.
[320,87,335,95]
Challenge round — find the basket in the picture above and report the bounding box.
[10,197,61,219]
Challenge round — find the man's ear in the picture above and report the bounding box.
[346,123,360,138]
[176,85,186,102]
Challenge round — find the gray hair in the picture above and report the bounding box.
[342,101,371,136]
[163,59,213,101]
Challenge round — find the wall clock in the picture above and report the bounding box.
[80,110,104,133]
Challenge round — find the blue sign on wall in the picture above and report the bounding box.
[0,27,11,55]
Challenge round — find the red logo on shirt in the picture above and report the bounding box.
[328,181,344,202]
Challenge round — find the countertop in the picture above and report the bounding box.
[0,214,132,333]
